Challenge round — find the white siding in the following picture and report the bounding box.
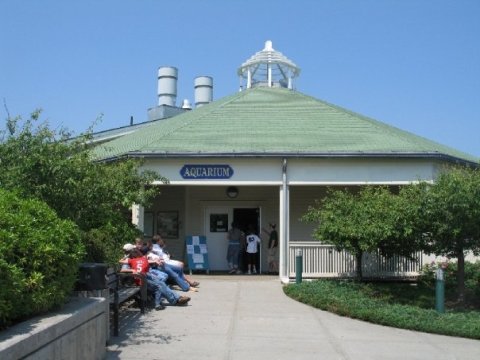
[146,186,186,261]
[289,186,327,241]
[288,158,438,184]
[140,158,439,186]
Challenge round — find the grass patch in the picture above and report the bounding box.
[283,280,480,339]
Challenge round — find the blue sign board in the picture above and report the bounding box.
[185,235,209,273]
[180,164,234,179]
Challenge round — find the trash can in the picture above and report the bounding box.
[76,263,108,291]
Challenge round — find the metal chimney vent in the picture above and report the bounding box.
[157,66,178,106]
[194,76,213,107]
[181,99,192,110]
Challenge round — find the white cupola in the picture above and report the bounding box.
[237,40,300,90]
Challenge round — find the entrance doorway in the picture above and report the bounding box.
[205,206,261,271]
[233,208,260,235]
[234,208,260,273]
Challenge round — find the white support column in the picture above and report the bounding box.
[247,69,252,89]
[279,158,290,283]
[267,63,272,87]
[131,203,145,233]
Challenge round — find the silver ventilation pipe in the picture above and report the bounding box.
[157,66,178,107]
[194,76,213,107]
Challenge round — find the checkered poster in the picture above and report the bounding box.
[185,235,209,272]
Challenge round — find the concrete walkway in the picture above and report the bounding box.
[106,275,480,360]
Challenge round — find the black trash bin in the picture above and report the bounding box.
[76,263,108,291]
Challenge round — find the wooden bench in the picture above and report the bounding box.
[107,268,148,336]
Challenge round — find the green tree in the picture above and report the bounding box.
[418,166,480,302]
[0,110,166,264]
[303,189,358,276]
[385,184,427,256]
[303,186,422,280]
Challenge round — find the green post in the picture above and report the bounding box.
[295,249,303,284]
[435,268,445,313]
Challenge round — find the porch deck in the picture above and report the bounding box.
[288,242,423,279]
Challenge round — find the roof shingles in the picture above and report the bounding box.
[93,87,478,164]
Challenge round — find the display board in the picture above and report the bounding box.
[185,235,210,274]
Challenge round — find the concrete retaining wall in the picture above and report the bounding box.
[0,297,107,360]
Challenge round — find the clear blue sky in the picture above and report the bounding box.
[1,0,479,157]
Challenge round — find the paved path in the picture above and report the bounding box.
[106,275,480,360]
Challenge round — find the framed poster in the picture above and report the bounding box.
[209,213,228,232]
[157,211,179,239]
[185,235,209,273]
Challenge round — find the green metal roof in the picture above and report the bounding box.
[93,87,478,164]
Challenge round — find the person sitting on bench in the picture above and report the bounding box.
[148,235,200,290]
[120,248,190,310]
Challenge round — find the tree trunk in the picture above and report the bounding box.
[456,249,465,305]
[355,251,363,281]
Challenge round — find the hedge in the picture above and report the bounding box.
[0,189,84,329]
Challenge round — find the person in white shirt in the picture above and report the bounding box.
[245,225,261,274]
[148,235,200,289]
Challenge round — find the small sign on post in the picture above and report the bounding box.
[295,249,303,284]
[435,267,445,313]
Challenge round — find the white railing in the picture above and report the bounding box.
[288,242,423,279]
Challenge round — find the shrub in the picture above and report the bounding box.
[83,222,141,265]
[0,189,84,329]
[465,262,480,298]
[419,261,480,300]
[0,111,164,266]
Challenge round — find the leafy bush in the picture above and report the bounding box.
[0,189,84,329]
[0,111,164,265]
[419,261,480,301]
[465,262,480,298]
[83,222,141,265]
